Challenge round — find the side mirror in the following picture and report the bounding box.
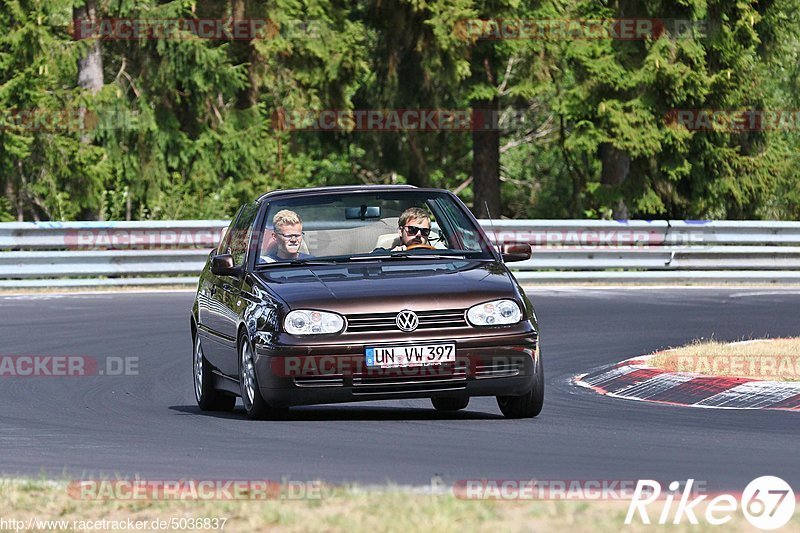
[501,243,532,263]
[211,253,241,277]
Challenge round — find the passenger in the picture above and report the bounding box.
[263,209,313,262]
[393,207,432,251]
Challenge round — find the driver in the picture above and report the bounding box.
[263,209,313,262]
[393,207,432,251]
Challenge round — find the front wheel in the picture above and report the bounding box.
[193,330,235,411]
[238,332,287,420]
[497,348,544,419]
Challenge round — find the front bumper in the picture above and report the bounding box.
[253,327,539,407]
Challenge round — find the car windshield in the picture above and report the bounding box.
[255,190,494,265]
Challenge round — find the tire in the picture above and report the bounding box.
[193,329,236,411]
[238,331,287,420]
[431,397,469,411]
[497,349,544,419]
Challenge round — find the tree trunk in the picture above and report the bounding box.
[406,131,430,188]
[230,0,261,109]
[75,0,103,220]
[470,38,501,219]
[599,143,630,219]
[74,1,103,94]
[471,98,501,218]
[5,178,22,222]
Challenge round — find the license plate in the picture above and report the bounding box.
[365,343,456,368]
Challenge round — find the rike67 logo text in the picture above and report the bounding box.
[626,477,795,530]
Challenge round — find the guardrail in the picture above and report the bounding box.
[1,219,799,287]
[482,220,800,282]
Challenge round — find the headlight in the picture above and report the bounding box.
[284,310,345,335]
[466,299,522,326]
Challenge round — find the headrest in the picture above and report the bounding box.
[375,233,402,250]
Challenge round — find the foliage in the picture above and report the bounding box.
[1,0,799,220]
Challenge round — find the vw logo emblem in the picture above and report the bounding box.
[396,310,419,332]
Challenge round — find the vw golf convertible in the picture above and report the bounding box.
[191,185,542,419]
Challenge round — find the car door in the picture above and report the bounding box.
[213,202,260,375]
[197,207,241,368]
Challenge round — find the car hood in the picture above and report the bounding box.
[253,260,518,314]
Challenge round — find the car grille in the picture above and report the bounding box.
[345,309,468,333]
[294,374,468,392]
[293,359,521,390]
[294,375,345,387]
[352,369,468,395]
[474,360,523,379]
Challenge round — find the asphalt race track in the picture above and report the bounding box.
[1,288,798,491]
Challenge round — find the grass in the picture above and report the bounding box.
[648,338,800,381]
[0,478,790,532]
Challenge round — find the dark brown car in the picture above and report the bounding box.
[191,186,542,419]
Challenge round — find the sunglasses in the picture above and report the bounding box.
[275,232,304,240]
[402,225,431,237]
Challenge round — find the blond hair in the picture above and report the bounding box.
[272,209,302,229]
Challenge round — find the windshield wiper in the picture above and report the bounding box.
[256,253,474,268]
[350,253,466,261]
[255,259,341,268]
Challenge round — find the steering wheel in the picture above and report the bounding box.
[406,243,437,251]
